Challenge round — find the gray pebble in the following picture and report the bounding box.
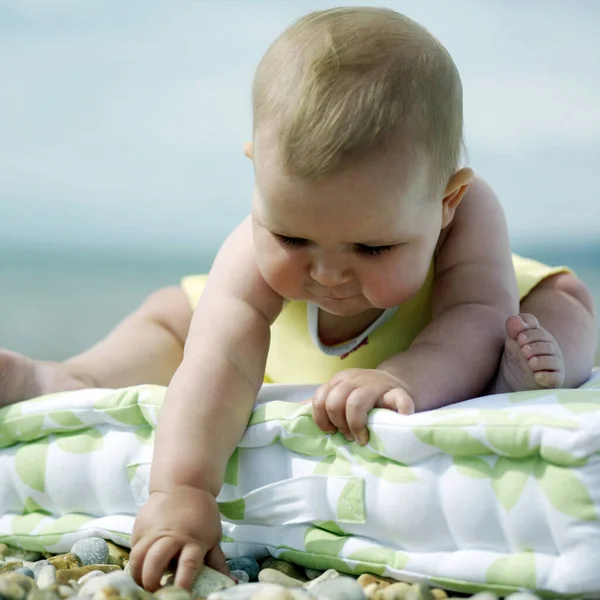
[469,595,499,600]
[308,577,366,600]
[231,570,250,584]
[15,567,35,579]
[36,564,58,590]
[191,566,236,598]
[71,538,110,567]
[303,570,340,590]
[227,557,260,582]
[58,585,77,598]
[504,595,540,600]
[28,590,62,600]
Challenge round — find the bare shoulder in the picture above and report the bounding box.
[200,216,283,324]
[433,176,519,313]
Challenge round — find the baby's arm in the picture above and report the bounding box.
[378,177,519,411]
[129,217,283,590]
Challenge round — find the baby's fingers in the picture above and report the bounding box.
[142,537,183,591]
[382,388,415,415]
[311,383,337,434]
[174,543,205,590]
[346,388,378,445]
[204,545,230,578]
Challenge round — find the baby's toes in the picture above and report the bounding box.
[533,369,563,388]
[521,340,556,360]
[528,354,562,374]
[517,325,553,347]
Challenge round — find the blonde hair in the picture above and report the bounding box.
[252,7,464,190]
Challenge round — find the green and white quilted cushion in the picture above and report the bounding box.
[1,373,600,598]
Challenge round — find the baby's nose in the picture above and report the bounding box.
[310,260,351,287]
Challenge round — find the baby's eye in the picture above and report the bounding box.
[355,244,395,257]
[275,234,309,247]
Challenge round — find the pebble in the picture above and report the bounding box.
[33,560,50,577]
[363,583,380,600]
[207,583,278,600]
[48,554,82,571]
[430,591,447,600]
[71,539,110,567]
[304,569,341,590]
[504,595,541,600]
[78,570,141,597]
[58,584,77,597]
[28,590,62,600]
[1,547,44,562]
[260,559,306,582]
[0,561,23,574]
[14,567,35,579]
[227,557,260,582]
[35,564,57,589]
[231,570,251,584]
[308,577,366,600]
[469,595,498,600]
[56,564,120,585]
[258,569,305,588]
[155,585,193,600]
[376,582,410,600]
[105,543,130,569]
[0,543,8,557]
[191,565,236,598]
[251,585,294,600]
[303,568,323,581]
[405,584,434,600]
[77,570,107,585]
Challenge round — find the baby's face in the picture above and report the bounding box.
[251,137,444,316]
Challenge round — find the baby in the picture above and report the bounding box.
[0,6,597,592]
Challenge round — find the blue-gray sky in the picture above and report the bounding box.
[1,0,599,255]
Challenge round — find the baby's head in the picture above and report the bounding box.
[248,7,473,315]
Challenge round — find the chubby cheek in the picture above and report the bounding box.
[361,259,430,308]
[254,237,307,299]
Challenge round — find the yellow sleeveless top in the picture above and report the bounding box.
[180,254,568,384]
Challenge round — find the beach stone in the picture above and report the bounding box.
[2,547,43,562]
[28,590,62,600]
[207,583,277,600]
[78,570,107,585]
[191,565,236,598]
[155,586,193,600]
[105,543,130,569]
[36,565,57,589]
[78,570,140,598]
[0,579,27,600]
[430,591,447,600]
[362,583,380,600]
[48,555,82,571]
[33,561,50,577]
[226,558,260,582]
[14,567,34,579]
[0,544,8,558]
[58,584,77,597]
[231,570,250,584]
[259,560,306,582]
[71,539,110,567]
[56,565,120,585]
[303,570,340,590]
[307,577,366,600]
[505,595,540,600]
[405,584,434,600]
[0,561,23,574]
[258,569,304,588]
[251,585,294,600]
[377,583,410,600]
[303,569,322,581]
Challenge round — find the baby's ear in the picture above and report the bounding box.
[441,167,473,227]
[243,141,254,160]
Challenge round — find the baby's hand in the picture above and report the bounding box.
[310,368,414,445]
[129,486,229,591]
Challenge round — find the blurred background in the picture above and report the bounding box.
[1,0,599,362]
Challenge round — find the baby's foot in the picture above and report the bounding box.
[491,313,565,394]
[0,349,89,407]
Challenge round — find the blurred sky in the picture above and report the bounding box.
[1,0,599,256]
